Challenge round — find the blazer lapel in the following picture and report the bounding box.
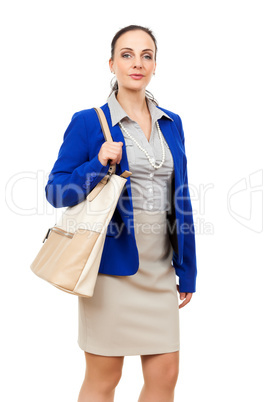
[158,118,185,185]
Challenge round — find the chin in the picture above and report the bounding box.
[124,83,149,92]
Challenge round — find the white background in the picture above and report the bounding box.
[1,0,267,401]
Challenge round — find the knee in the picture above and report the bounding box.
[161,365,179,389]
[84,352,124,392]
[169,365,179,385]
[106,367,123,389]
[90,365,123,393]
[145,364,179,390]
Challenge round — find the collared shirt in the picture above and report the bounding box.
[107,91,174,211]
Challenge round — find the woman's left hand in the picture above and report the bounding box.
[176,285,193,308]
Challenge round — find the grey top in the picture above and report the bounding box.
[107,91,174,211]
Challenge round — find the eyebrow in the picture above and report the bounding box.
[120,47,154,53]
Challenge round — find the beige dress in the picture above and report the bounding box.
[77,93,180,356]
[78,209,180,356]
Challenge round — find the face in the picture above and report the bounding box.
[109,30,156,93]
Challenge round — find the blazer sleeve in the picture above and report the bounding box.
[45,111,110,208]
[173,114,197,293]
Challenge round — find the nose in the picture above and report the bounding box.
[133,56,143,69]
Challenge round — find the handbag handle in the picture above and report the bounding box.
[86,108,132,202]
[94,107,116,176]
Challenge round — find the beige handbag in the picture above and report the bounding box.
[30,107,132,297]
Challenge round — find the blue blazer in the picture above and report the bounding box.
[45,102,197,293]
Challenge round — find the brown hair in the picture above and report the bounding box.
[108,25,158,105]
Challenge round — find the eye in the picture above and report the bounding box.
[122,53,132,58]
[144,54,153,60]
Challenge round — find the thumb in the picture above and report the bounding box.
[176,285,186,300]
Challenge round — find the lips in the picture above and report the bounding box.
[130,74,144,80]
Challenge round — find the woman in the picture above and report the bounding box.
[45,25,197,402]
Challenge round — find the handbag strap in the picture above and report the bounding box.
[93,107,131,179]
[86,107,129,202]
[94,107,116,176]
[94,107,114,143]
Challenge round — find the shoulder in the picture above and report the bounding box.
[70,103,110,125]
[157,105,184,137]
[71,107,99,123]
[67,105,106,138]
[66,104,110,144]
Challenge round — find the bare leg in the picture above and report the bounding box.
[77,351,124,402]
[138,351,179,402]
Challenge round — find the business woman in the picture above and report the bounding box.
[45,25,197,402]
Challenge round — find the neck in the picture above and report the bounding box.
[116,87,149,118]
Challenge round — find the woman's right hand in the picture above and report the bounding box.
[98,141,124,166]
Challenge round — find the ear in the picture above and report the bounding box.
[109,58,114,72]
[153,62,157,75]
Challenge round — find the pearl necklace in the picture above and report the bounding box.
[119,120,166,169]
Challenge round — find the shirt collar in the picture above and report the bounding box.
[107,91,173,127]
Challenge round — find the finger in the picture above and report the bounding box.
[179,298,189,309]
[179,299,187,309]
[115,149,122,162]
[179,294,192,309]
[176,284,184,295]
[102,144,122,154]
[103,144,123,163]
[106,150,120,161]
[115,148,122,164]
[176,285,185,300]
[187,293,193,302]
[106,141,124,148]
[109,141,123,147]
